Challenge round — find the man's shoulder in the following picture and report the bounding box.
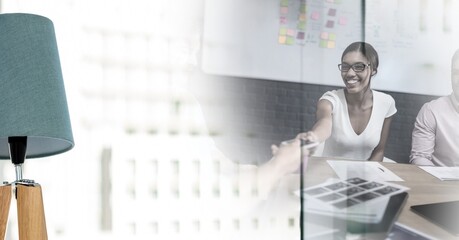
[417,96,453,119]
[423,96,450,109]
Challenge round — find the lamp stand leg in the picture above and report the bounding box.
[16,184,47,240]
[0,184,12,240]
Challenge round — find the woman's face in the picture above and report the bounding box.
[340,51,375,94]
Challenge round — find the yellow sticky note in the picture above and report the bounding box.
[278,35,287,44]
[327,41,336,48]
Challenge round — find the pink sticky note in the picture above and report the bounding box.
[280,16,288,24]
[311,11,320,20]
[338,17,347,25]
[280,7,288,15]
[320,32,329,39]
[287,29,295,36]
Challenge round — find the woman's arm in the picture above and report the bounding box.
[368,116,393,161]
[297,99,333,143]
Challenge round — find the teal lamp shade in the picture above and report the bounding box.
[0,13,74,161]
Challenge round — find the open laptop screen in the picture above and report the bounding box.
[346,192,408,234]
[411,200,459,236]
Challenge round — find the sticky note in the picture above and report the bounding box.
[300,3,306,13]
[319,40,328,48]
[278,35,287,44]
[311,11,320,20]
[286,36,295,45]
[280,16,288,24]
[338,17,347,25]
[281,0,288,7]
[328,8,337,16]
[326,20,334,28]
[327,41,336,48]
[299,14,306,21]
[297,21,306,30]
[287,29,295,36]
[320,32,329,39]
[280,7,288,15]
[329,33,336,40]
[297,32,305,40]
[279,27,287,35]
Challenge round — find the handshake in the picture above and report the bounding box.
[273,131,321,157]
[268,134,321,176]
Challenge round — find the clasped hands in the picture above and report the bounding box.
[269,131,319,176]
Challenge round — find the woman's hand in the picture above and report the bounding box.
[296,131,319,143]
[271,144,280,155]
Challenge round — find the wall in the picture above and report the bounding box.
[199,0,458,164]
[203,0,459,96]
[193,73,438,164]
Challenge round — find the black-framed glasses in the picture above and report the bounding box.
[338,62,370,72]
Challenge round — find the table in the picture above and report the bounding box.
[272,157,459,239]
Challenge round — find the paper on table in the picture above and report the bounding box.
[419,166,459,181]
[327,160,404,182]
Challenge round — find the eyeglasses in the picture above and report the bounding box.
[338,63,370,72]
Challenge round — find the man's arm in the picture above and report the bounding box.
[217,139,302,198]
[410,103,436,166]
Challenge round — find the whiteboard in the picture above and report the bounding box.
[202,0,459,96]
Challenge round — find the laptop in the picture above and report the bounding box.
[411,200,459,236]
[302,192,408,239]
[345,191,408,234]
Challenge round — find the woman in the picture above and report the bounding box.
[298,42,396,161]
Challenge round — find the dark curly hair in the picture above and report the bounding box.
[342,42,379,75]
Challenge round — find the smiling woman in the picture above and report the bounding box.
[297,42,396,162]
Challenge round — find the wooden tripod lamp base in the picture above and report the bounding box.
[0,183,48,240]
[0,184,12,240]
[17,183,48,240]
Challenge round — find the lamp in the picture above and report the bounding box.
[0,13,74,240]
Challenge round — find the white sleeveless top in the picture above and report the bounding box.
[319,89,397,160]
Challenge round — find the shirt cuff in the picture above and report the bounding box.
[410,157,435,166]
